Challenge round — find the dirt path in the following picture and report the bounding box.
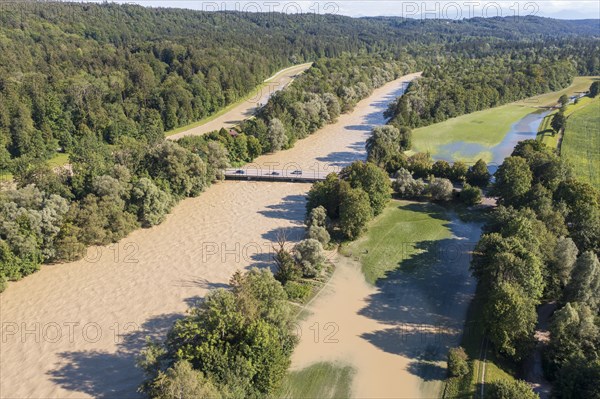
[524,303,556,399]
[0,72,420,398]
[166,63,312,140]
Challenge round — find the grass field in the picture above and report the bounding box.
[278,362,355,399]
[343,200,454,284]
[561,97,600,189]
[538,94,597,148]
[411,104,534,162]
[412,76,599,163]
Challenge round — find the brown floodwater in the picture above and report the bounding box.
[0,73,420,398]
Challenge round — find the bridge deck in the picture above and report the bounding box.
[224,168,329,183]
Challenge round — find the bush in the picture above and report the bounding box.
[274,249,301,284]
[408,152,432,178]
[294,239,325,278]
[451,161,469,182]
[447,347,470,377]
[432,160,452,179]
[487,379,539,399]
[149,360,222,399]
[306,205,328,228]
[427,178,454,201]
[284,281,312,302]
[460,183,482,206]
[307,225,330,246]
[466,159,491,187]
[393,168,426,198]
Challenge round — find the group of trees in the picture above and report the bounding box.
[470,140,600,398]
[138,269,297,398]
[271,207,331,302]
[242,56,411,154]
[306,161,391,240]
[0,138,215,290]
[2,4,599,177]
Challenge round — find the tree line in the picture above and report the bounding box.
[384,47,597,130]
[470,139,600,398]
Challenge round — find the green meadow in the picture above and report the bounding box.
[561,97,600,189]
[411,77,599,163]
[344,200,454,284]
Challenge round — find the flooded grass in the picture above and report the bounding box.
[278,362,355,399]
[345,200,454,285]
[412,77,600,164]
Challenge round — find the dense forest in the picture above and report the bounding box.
[1,3,599,171]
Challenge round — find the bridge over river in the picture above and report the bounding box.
[224,168,329,183]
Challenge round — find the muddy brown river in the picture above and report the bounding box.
[0,73,421,398]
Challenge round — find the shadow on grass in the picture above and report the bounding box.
[357,201,484,382]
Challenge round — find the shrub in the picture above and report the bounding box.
[460,183,482,206]
[427,177,454,201]
[466,159,491,187]
[149,360,222,399]
[307,225,330,246]
[487,379,539,399]
[393,168,426,198]
[451,161,469,182]
[306,205,328,228]
[274,249,301,284]
[408,152,432,178]
[294,239,325,278]
[284,281,312,302]
[447,347,469,377]
[432,160,452,179]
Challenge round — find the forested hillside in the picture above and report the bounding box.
[1,3,599,171]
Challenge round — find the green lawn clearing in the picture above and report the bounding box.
[343,200,454,284]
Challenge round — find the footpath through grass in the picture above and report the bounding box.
[561,97,600,189]
[412,76,599,163]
